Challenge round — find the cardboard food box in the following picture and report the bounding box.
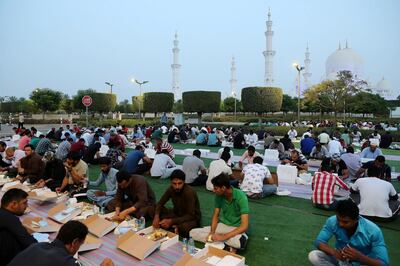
[0,175,10,186]
[82,214,118,238]
[1,180,30,192]
[22,216,61,234]
[136,226,179,251]
[308,159,322,168]
[48,203,82,224]
[174,246,245,266]
[28,190,59,202]
[117,230,161,260]
[78,234,102,252]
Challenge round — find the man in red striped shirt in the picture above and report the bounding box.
[312,158,349,210]
[155,137,175,159]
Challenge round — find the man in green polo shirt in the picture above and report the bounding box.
[190,173,249,253]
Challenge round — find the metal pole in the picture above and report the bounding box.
[297,70,301,124]
[234,97,237,120]
[86,106,88,128]
[138,84,142,120]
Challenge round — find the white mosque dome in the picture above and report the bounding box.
[325,43,363,80]
[375,77,393,100]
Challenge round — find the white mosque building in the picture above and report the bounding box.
[325,41,395,100]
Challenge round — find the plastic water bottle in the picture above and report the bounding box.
[140,216,146,230]
[188,237,195,255]
[182,238,188,252]
[92,202,98,214]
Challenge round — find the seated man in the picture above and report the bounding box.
[0,147,26,174]
[268,139,285,160]
[17,144,45,183]
[153,170,201,238]
[182,149,207,186]
[246,130,258,146]
[310,143,330,160]
[55,137,73,161]
[35,136,55,156]
[196,130,208,145]
[122,145,152,174]
[107,170,156,221]
[56,152,88,196]
[281,149,309,172]
[233,130,246,149]
[82,142,101,164]
[300,135,315,157]
[150,149,177,179]
[190,174,249,253]
[312,158,349,210]
[206,151,233,191]
[87,157,118,208]
[207,130,221,147]
[340,146,362,180]
[329,155,349,181]
[167,128,179,143]
[0,188,37,265]
[360,140,383,159]
[350,176,399,222]
[34,151,66,191]
[238,145,261,168]
[355,155,391,182]
[309,199,389,266]
[8,221,113,266]
[240,156,277,198]
[154,137,175,158]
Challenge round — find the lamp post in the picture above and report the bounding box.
[131,78,149,120]
[293,63,305,124]
[232,92,237,120]
[105,82,114,94]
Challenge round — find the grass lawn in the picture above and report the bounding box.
[88,165,400,265]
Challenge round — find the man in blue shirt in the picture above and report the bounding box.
[122,145,152,174]
[207,130,221,147]
[360,142,383,160]
[300,135,315,157]
[309,199,389,266]
[87,157,118,207]
[196,130,208,145]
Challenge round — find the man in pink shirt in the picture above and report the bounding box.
[238,145,261,168]
[18,130,31,150]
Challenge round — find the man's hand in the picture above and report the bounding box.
[211,233,228,242]
[100,258,114,266]
[111,213,126,222]
[332,249,346,261]
[342,245,362,261]
[95,191,106,197]
[159,218,173,229]
[152,216,160,229]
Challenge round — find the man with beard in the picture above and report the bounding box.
[17,144,45,183]
[87,157,118,208]
[0,188,37,265]
[56,152,88,196]
[152,169,201,238]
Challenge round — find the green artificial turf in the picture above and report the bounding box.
[87,165,400,265]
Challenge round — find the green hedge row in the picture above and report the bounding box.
[241,87,283,113]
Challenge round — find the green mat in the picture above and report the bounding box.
[87,165,400,265]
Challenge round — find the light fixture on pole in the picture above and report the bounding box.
[131,78,149,120]
[105,82,114,94]
[232,91,237,119]
[293,63,305,124]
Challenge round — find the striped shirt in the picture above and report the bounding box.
[157,141,175,158]
[35,138,54,156]
[312,171,349,205]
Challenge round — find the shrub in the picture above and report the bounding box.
[73,92,116,113]
[241,87,283,114]
[143,92,174,115]
[183,91,221,123]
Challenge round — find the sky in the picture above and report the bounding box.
[0,0,399,103]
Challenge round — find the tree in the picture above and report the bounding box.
[116,99,133,113]
[347,92,389,116]
[71,89,97,110]
[143,92,174,116]
[30,88,63,118]
[183,91,221,124]
[222,97,242,112]
[131,96,144,114]
[60,94,74,114]
[173,100,183,113]
[281,94,297,115]
[72,90,116,113]
[241,87,283,114]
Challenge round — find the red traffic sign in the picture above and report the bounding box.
[82,95,92,107]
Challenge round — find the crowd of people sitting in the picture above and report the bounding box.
[0,121,398,265]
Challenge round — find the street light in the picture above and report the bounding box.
[293,63,305,124]
[131,78,149,120]
[105,82,114,94]
[232,91,237,119]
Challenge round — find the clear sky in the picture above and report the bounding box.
[1,0,399,103]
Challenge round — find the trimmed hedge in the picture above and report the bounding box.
[131,96,143,113]
[182,91,221,114]
[143,92,174,114]
[74,93,117,112]
[241,87,283,113]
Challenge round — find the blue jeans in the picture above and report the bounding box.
[87,189,114,207]
[262,184,277,197]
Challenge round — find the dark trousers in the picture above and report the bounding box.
[350,194,400,222]
[158,207,200,238]
[188,174,208,186]
[134,163,151,175]
[314,200,339,211]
